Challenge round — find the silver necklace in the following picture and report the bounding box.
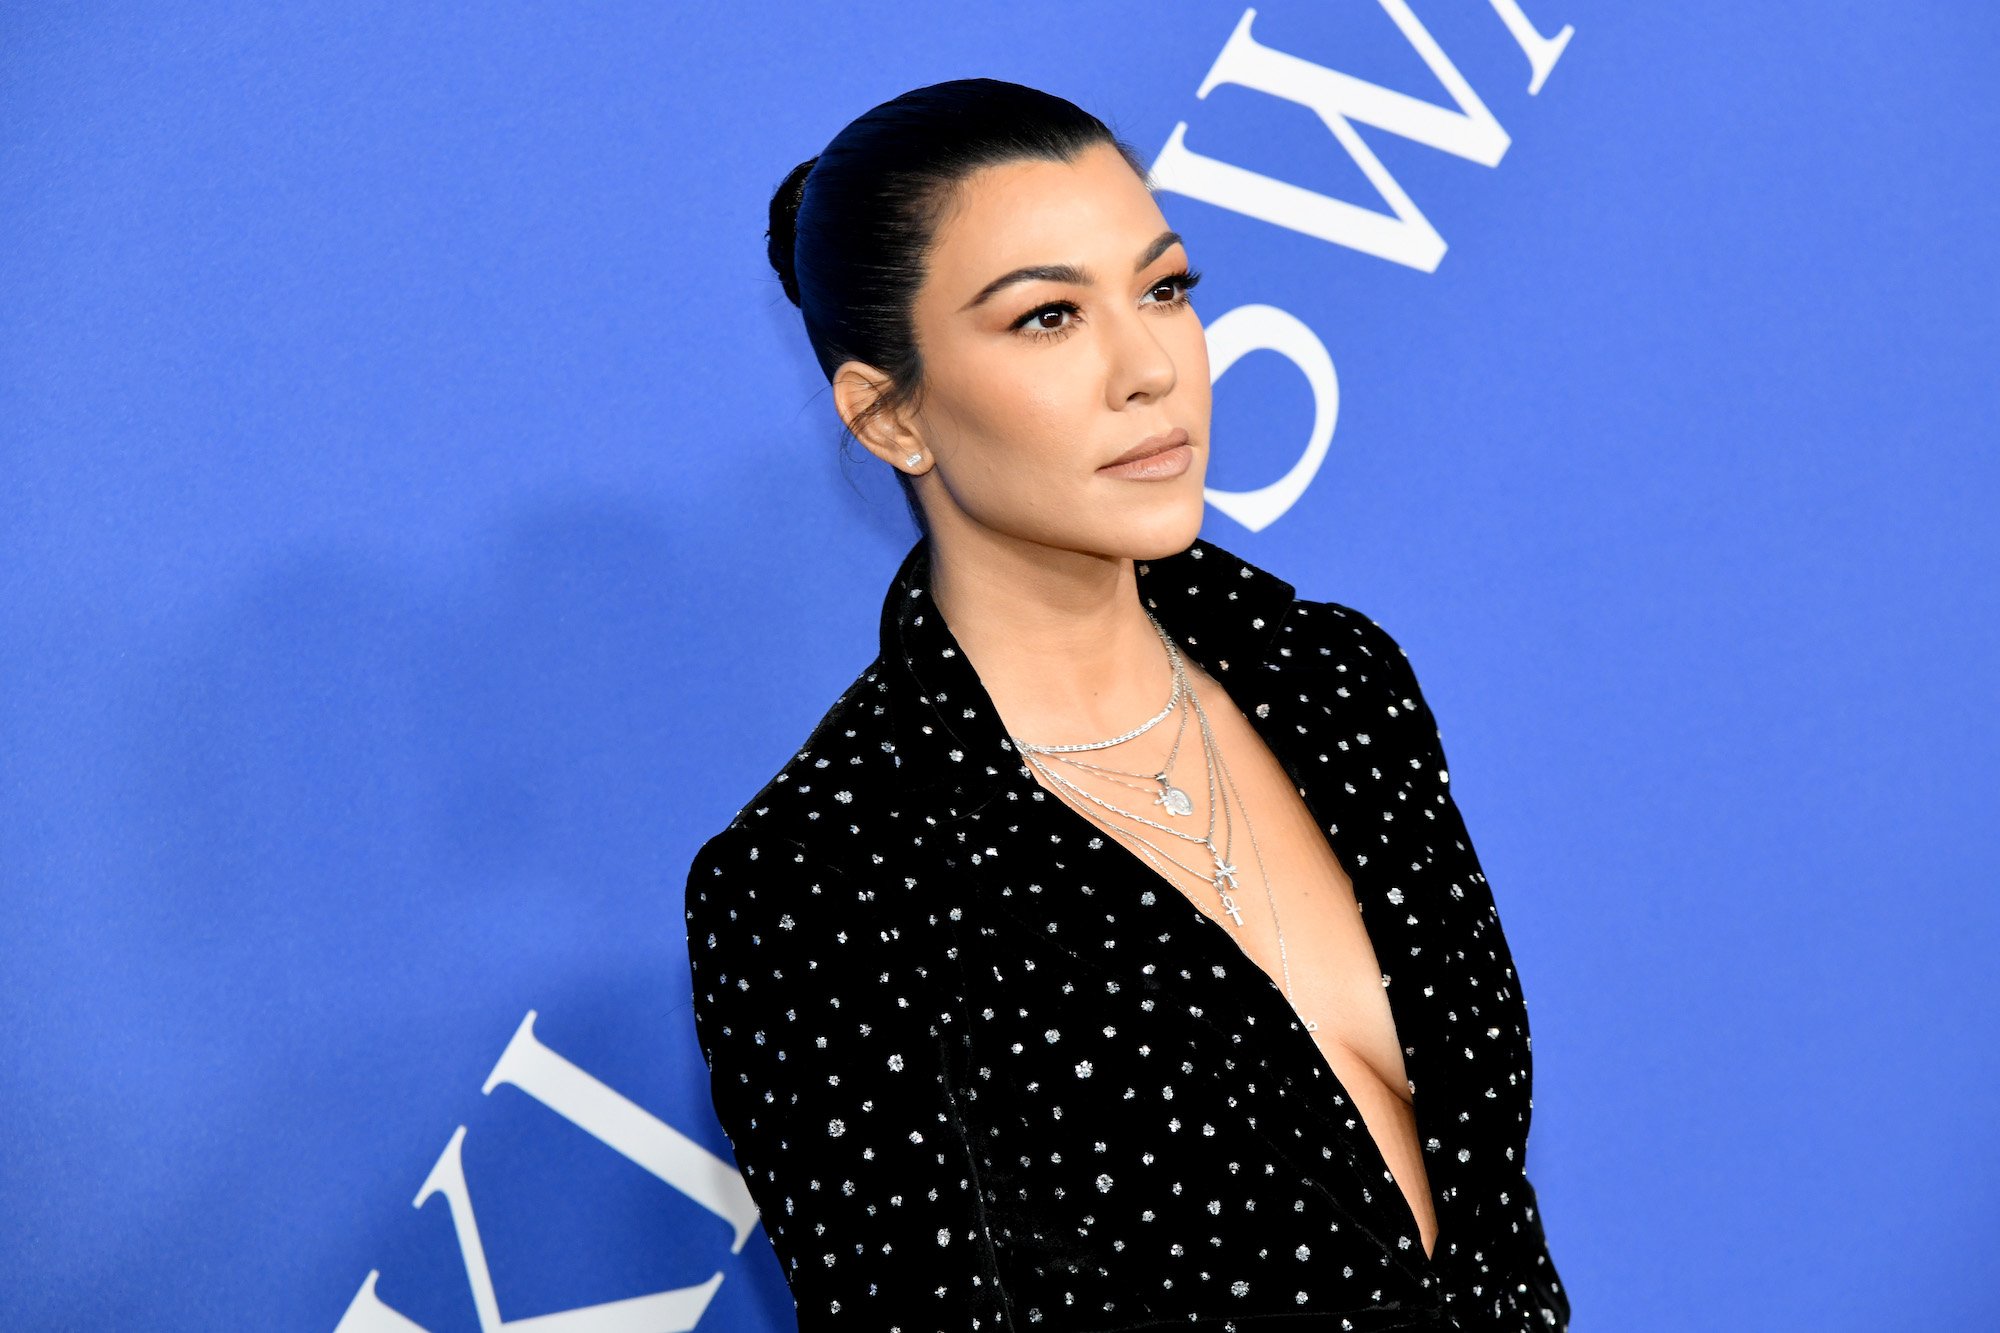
[1007,613,1320,1031]
[1179,659,1317,1031]
[1017,618,1239,919]
[1016,613,1197,817]
[1032,694,1197,817]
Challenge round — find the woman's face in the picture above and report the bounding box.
[850,140,1213,561]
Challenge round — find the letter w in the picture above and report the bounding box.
[1151,2,1572,272]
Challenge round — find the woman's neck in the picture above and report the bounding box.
[927,534,1182,750]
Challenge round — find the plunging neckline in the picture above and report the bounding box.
[1004,683,1445,1270]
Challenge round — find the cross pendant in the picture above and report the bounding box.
[1217,891,1245,927]
[1212,857,1239,891]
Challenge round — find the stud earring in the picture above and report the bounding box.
[904,452,923,468]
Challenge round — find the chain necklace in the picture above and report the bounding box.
[1017,617,1197,818]
[1033,696,1197,816]
[1016,616,1236,915]
[1008,611,1320,1032]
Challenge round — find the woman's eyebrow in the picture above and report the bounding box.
[958,229,1184,312]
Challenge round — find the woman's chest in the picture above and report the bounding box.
[994,654,1429,1120]
[893,754,1540,1209]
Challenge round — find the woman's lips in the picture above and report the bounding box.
[1096,440,1194,480]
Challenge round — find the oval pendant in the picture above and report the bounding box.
[1161,784,1194,817]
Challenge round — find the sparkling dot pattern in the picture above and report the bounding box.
[685,535,1570,1331]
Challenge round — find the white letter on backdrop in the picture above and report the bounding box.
[1488,0,1574,94]
[1153,2,1551,270]
[334,1272,431,1333]
[482,1010,761,1253]
[336,1011,752,1332]
[414,1124,723,1332]
[1201,304,1340,532]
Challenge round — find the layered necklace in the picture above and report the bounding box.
[1007,610,1320,1033]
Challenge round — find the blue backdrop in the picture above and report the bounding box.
[5,3,1996,1329]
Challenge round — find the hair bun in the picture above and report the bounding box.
[766,157,817,308]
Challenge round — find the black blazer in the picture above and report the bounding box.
[684,535,1570,1332]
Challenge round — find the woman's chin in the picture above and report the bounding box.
[1109,482,1209,559]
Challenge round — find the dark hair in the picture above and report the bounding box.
[765,78,1151,541]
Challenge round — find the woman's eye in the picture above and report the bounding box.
[1014,303,1080,343]
[1012,268,1201,345]
[1145,267,1203,307]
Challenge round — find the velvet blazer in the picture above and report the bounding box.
[684,535,1570,1332]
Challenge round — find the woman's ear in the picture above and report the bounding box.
[833,359,926,472]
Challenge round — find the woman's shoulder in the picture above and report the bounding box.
[1264,593,1450,770]
[1280,594,1425,690]
[683,816,850,944]
[681,798,885,1009]
[681,660,961,1041]
[683,651,905,924]
[1169,536,1419,689]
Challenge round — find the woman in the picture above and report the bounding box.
[684,77,1570,1332]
